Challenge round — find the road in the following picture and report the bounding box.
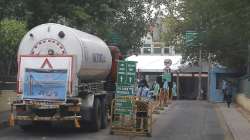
[0,101,233,140]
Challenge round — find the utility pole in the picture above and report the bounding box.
[177,72,180,99]
[197,49,202,100]
[248,44,250,75]
[207,53,211,101]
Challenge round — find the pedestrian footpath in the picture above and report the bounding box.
[0,90,15,129]
[218,103,250,140]
[0,111,9,129]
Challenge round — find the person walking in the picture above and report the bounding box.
[225,82,233,108]
[153,80,160,101]
[222,80,227,102]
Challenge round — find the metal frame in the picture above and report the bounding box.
[17,55,74,95]
[10,97,82,127]
[110,97,153,137]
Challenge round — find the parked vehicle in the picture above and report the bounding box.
[11,23,121,131]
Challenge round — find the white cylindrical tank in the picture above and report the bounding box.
[18,23,112,81]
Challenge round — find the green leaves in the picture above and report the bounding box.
[0,19,27,75]
[161,16,182,46]
[0,0,159,74]
[0,19,27,53]
[172,0,250,68]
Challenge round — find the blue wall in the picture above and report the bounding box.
[209,71,224,102]
[208,66,236,102]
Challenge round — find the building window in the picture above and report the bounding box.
[144,44,151,47]
[164,48,169,54]
[143,48,151,54]
[153,48,161,54]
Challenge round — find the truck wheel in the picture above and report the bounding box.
[101,97,108,129]
[91,98,101,131]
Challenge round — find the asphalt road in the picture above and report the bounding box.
[0,100,233,140]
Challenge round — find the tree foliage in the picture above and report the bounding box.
[1,0,155,53]
[0,19,27,75]
[0,0,160,75]
[160,16,182,49]
[160,0,250,68]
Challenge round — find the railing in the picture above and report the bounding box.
[0,76,16,90]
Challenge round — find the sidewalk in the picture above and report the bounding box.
[0,90,15,129]
[0,111,9,129]
[218,103,250,140]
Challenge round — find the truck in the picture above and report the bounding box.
[11,23,122,131]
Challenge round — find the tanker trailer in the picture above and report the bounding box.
[11,23,120,131]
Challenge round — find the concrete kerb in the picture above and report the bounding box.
[236,106,250,123]
[217,103,250,140]
[219,104,239,140]
[214,104,235,140]
[236,94,250,113]
[0,90,16,130]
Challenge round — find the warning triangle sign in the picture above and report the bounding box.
[40,58,53,69]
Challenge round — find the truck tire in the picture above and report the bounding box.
[91,98,101,131]
[101,97,108,129]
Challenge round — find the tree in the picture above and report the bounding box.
[153,1,185,54]
[0,0,27,21]
[160,0,250,68]
[19,0,154,53]
[160,16,183,53]
[0,0,171,53]
[0,19,27,75]
[110,0,151,52]
[0,0,164,75]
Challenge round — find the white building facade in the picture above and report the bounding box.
[140,33,176,56]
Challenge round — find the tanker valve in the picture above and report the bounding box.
[48,49,55,55]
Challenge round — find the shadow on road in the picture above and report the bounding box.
[18,123,103,137]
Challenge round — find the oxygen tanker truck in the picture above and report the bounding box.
[11,23,121,131]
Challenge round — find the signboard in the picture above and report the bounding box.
[18,56,73,93]
[163,73,172,82]
[126,61,136,85]
[114,99,133,115]
[23,69,67,101]
[116,85,134,96]
[117,61,136,85]
[114,61,136,116]
[117,61,127,84]
[185,31,198,47]
[110,32,121,45]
